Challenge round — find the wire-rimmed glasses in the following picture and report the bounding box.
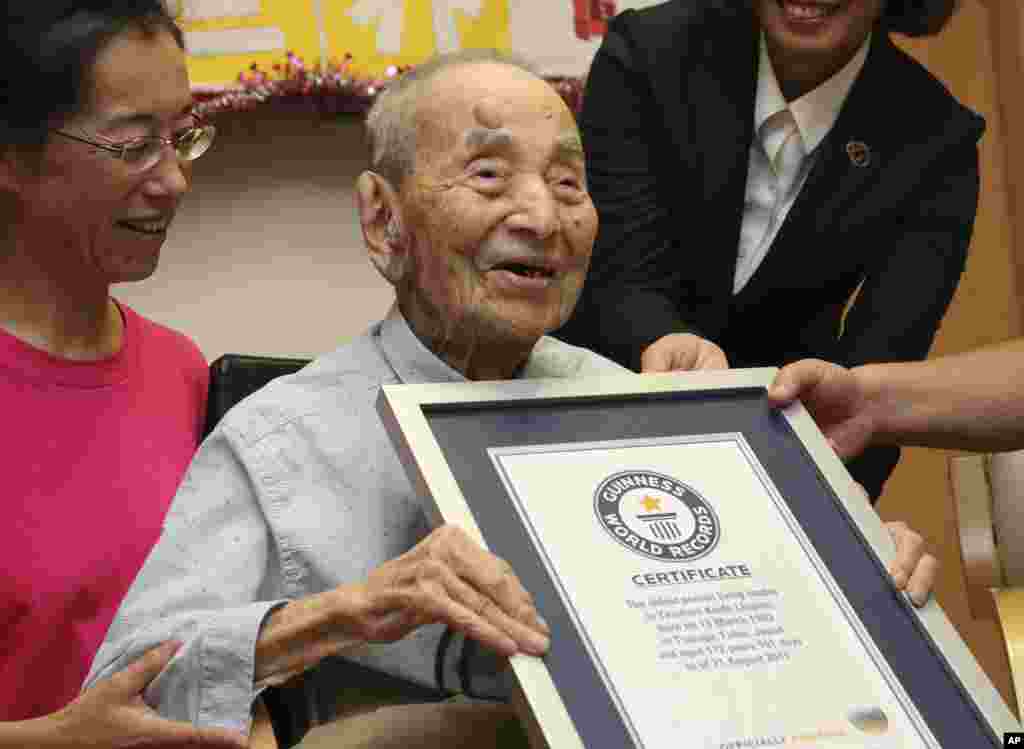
[51,117,216,174]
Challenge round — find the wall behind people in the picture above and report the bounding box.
[113,110,394,359]
[879,0,1021,712]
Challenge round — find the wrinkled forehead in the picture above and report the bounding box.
[414,64,579,162]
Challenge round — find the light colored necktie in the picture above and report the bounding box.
[767,109,806,196]
[733,109,807,293]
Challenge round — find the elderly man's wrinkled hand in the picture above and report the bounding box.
[886,521,939,608]
[641,333,729,373]
[352,524,549,657]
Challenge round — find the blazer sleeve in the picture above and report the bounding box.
[557,19,702,371]
[834,131,982,500]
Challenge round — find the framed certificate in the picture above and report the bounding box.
[376,369,1019,748]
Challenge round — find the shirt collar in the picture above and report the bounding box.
[377,304,467,385]
[377,304,553,384]
[755,32,871,154]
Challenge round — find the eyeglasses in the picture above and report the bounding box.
[51,119,217,174]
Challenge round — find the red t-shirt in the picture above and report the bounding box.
[0,302,208,720]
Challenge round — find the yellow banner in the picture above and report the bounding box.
[177,1,661,88]
[179,0,510,87]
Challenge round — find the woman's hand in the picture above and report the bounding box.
[42,642,247,748]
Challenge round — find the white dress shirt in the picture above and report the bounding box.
[733,34,871,293]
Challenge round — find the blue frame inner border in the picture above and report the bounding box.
[422,387,998,748]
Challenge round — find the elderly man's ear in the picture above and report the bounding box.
[357,170,409,284]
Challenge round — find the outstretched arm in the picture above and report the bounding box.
[769,339,1024,455]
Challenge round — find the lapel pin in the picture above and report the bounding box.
[846,140,872,168]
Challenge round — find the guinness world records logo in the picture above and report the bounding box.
[594,470,720,562]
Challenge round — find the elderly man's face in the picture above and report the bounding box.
[13,26,193,284]
[395,63,597,354]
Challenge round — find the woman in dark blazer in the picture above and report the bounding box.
[557,0,984,498]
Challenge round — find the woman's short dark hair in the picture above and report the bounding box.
[1,2,184,150]
[884,0,960,37]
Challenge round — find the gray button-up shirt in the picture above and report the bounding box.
[85,307,628,733]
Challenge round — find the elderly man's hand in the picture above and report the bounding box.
[352,524,549,657]
[886,521,939,608]
[640,333,729,373]
[768,359,876,459]
[255,525,548,690]
[48,642,247,749]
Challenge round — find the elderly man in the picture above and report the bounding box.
[88,49,936,746]
[86,49,622,740]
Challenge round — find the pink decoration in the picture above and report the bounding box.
[192,53,586,118]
